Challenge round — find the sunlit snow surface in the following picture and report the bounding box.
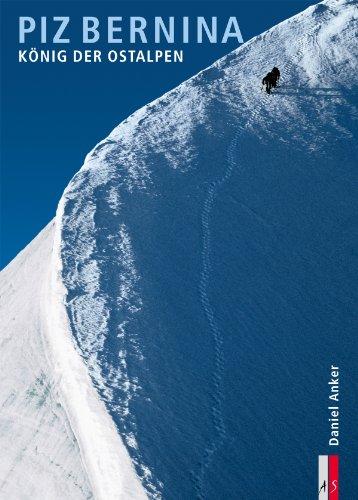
[1,0,357,498]
[0,221,146,499]
[0,224,92,499]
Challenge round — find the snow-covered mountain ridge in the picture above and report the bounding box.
[1,0,357,498]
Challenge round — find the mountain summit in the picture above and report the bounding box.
[1,1,357,498]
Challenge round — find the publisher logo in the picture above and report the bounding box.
[318,455,339,499]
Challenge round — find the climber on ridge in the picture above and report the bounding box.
[262,67,280,94]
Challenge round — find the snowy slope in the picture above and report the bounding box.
[1,0,357,498]
[56,0,357,496]
[0,223,92,499]
[0,222,146,499]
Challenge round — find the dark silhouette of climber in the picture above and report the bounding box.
[318,480,326,495]
[262,72,275,94]
[262,67,281,94]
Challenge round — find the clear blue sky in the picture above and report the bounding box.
[0,0,315,267]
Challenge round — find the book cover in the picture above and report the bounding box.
[0,0,356,498]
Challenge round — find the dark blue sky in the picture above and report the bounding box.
[1,0,315,267]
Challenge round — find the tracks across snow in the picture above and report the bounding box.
[193,127,242,498]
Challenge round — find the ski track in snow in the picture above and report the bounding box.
[193,128,241,498]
